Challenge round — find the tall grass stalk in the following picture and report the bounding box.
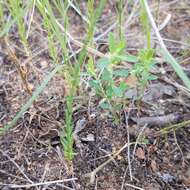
[0,1,4,27]
[7,0,29,54]
[140,0,151,49]
[116,0,125,40]
[36,0,106,163]
[60,95,74,161]
[37,0,69,61]
[37,0,76,163]
[76,0,107,86]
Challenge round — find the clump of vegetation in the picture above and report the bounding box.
[1,0,190,168]
[87,32,135,121]
[131,48,156,89]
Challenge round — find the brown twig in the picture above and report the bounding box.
[131,113,182,127]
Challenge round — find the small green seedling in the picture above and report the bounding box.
[131,48,157,88]
[87,33,138,121]
[60,95,75,161]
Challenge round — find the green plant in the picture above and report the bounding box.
[87,33,137,121]
[60,95,75,161]
[0,1,4,28]
[37,0,77,164]
[3,0,190,167]
[131,48,157,88]
[116,0,125,39]
[140,0,151,49]
[37,0,69,62]
[38,0,107,163]
[7,0,29,54]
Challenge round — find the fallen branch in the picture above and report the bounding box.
[131,113,182,127]
[157,119,190,135]
[1,178,77,189]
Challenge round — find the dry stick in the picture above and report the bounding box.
[57,184,75,190]
[125,0,139,26]
[158,13,171,31]
[131,113,180,127]
[142,0,190,90]
[125,183,145,190]
[2,178,77,189]
[94,21,117,41]
[56,184,75,190]
[132,124,147,159]
[162,76,190,97]
[124,109,133,181]
[173,131,185,165]
[68,0,89,24]
[156,119,190,136]
[85,142,133,184]
[153,37,190,48]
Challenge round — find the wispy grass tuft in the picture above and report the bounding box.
[7,0,29,54]
[116,0,125,40]
[140,0,151,49]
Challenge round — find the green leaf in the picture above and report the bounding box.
[99,101,111,109]
[160,48,190,90]
[89,79,101,92]
[87,56,96,76]
[114,54,138,63]
[138,49,154,63]
[101,69,113,81]
[106,85,114,98]
[119,81,128,91]
[108,32,116,53]
[112,85,123,97]
[108,32,126,54]
[114,41,126,54]
[113,69,129,77]
[97,58,110,70]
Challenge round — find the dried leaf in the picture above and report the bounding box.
[125,74,138,88]
[135,147,145,160]
[150,159,158,172]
